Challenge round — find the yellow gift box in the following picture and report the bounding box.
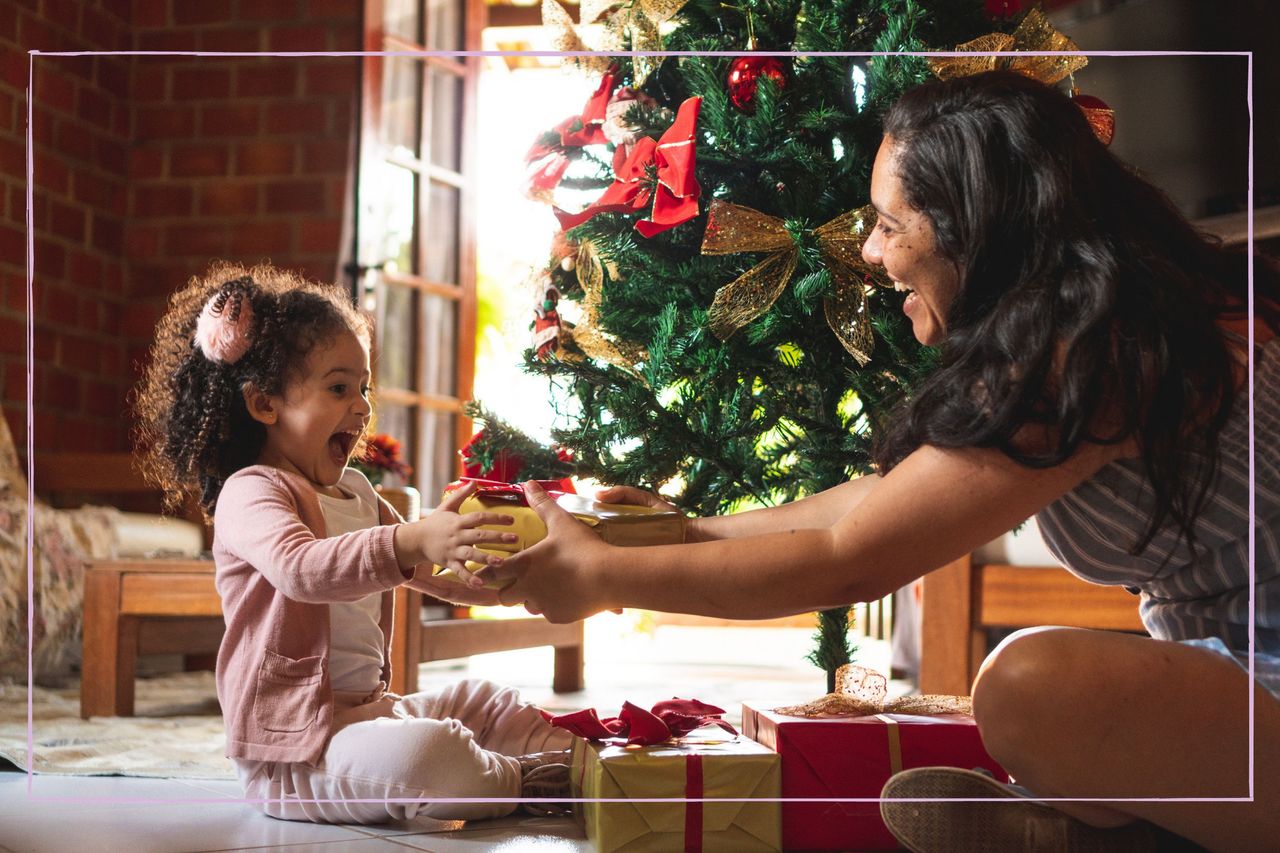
[571,732,781,853]
[433,481,685,588]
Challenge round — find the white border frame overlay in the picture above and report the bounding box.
[23,47,1256,810]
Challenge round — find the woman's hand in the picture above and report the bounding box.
[483,481,614,622]
[392,480,518,585]
[404,567,503,606]
[594,485,679,513]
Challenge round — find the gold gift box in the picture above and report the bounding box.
[433,489,685,588]
[572,733,782,853]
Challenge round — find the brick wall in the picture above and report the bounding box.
[2,0,361,454]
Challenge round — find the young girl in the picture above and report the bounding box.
[134,262,572,824]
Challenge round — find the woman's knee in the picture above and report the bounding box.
[972,627,1077,761]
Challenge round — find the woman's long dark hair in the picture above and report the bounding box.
[872,70,1279,556]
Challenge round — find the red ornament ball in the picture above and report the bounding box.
[1073,93,1116,146]
[727,55,788,112]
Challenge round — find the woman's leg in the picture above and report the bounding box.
[972,627,1280,851]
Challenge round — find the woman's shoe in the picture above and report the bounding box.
[880,767,1156,853]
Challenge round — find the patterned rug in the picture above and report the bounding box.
[0,670,234,779]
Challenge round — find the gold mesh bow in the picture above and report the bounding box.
[543,0,690,85]
[928,8,1087,85]
[701,200,889,365]
[773,664,973,717]
[564,240,648,375]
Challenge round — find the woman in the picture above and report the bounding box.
[486,71,1279,851]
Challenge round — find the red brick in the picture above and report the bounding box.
[235,140,294,176]
[33,66,75,114]
[119,302,161,339]
[34,236,65,278]
[135,104,195,140]
[170,143,229,177]
[19,10,59,51]
[48,200,84,243]
[0,89,14,133]
[230,219,291,255]
[268,25,329,52]
[91,214,123,254]
[198,27,265,53]
[0,1,17,40]
[298,218,339,253]
[173,3,231,26]
[236,64,297,98]
[67,248,101,287]
[302,139,347,173]
[200,102,260,136]
[71,167,110,206]
[33,325,55,361]
[137,29,197,51]
[2,363,25,406]
[265,101,326,135]
[84,378,122,418]
[128,262,189,299]
[326,176,344,212]
[61,57,96,85]
[96,57,129,97]
[0,314,22,354]
[329,26,360,52]
[27,189,47,230]
[0,52,27,90]
[240,0,302,22]
[53,117,95,160]
[0,136,22,177]
[265,180,323,214]
[45,370,81,410]
[57,333,98,372]
[305,61,359,96]
[132,0,169,28]
[44,282,77,325]
[133,184,193,217]
[123,224,161,258]
[95,136,126,175]
[43,0,82,36]
[131,62,168,100]
[172,66,233,100]
[31,105,55,146]
[81,6,125,50]
[59,414,106,451]
[198,182,258,216]
[75,85,113,131]
[0,224,21,263]
[102,258,123,295]
[129,146,164,179]
[166,222,227,256]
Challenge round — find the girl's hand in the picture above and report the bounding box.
[395,481,518,586]
[484,481,613,622]
[594,485,678,513]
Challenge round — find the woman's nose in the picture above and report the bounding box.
[862,226,883,266]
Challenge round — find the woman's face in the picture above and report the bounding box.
[861,136,961,346]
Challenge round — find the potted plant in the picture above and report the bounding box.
[352,433,418,520]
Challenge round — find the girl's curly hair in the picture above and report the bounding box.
[134,261,371,517]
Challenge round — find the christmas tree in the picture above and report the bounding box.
[513,0,1031,691]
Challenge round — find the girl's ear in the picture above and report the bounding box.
[242,383,277,426]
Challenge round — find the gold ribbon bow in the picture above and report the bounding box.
[928,7,1087,86]
[565,240,649,374]
[773,664,972,718]
[701,200,888,366]
[542,0,690,85]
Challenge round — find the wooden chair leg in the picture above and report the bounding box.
[920,555,977,696]
[552,641,584,693]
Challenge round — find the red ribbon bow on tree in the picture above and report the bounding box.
[547,698,737,746]
[555,96,702,238]
[523,70,621,199]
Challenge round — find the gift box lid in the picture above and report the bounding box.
[576,733,780,849]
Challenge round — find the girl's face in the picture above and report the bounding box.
[251,329,372,497]
[861,136,961,347]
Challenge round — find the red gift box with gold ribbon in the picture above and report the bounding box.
[741,667,1007,851]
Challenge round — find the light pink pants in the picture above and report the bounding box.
[235,678,572,824]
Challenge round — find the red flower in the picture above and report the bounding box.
[353,433,413,485]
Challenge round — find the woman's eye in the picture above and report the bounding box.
[360,385,371,397]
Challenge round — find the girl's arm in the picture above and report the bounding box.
[491,441,1121,623]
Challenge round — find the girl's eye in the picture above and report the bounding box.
[330,384,346,395]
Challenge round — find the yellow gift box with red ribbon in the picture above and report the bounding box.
[432,479,686,589]
[571,732,781,853]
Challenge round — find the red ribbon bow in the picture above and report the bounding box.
[445,477,577,500]
[548,698,736,746]
[523,70,620,198]
[555,96,702,238]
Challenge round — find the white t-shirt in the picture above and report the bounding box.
[317,468,385,695]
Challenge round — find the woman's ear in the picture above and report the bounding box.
[242,383,277,426]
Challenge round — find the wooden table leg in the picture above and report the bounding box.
[81,569,139,718]
[551,627,584,693]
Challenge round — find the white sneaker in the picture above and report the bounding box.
[880,767,1156,853]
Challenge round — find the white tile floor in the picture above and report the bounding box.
[0,617,897,852]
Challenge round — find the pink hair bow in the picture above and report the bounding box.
[194,288,255,364]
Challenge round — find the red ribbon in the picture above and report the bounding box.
[445,477,576,501]
[555,97,702,238]
[523,69,620,198]
[684,753,703,853]
[549,698,736,746]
